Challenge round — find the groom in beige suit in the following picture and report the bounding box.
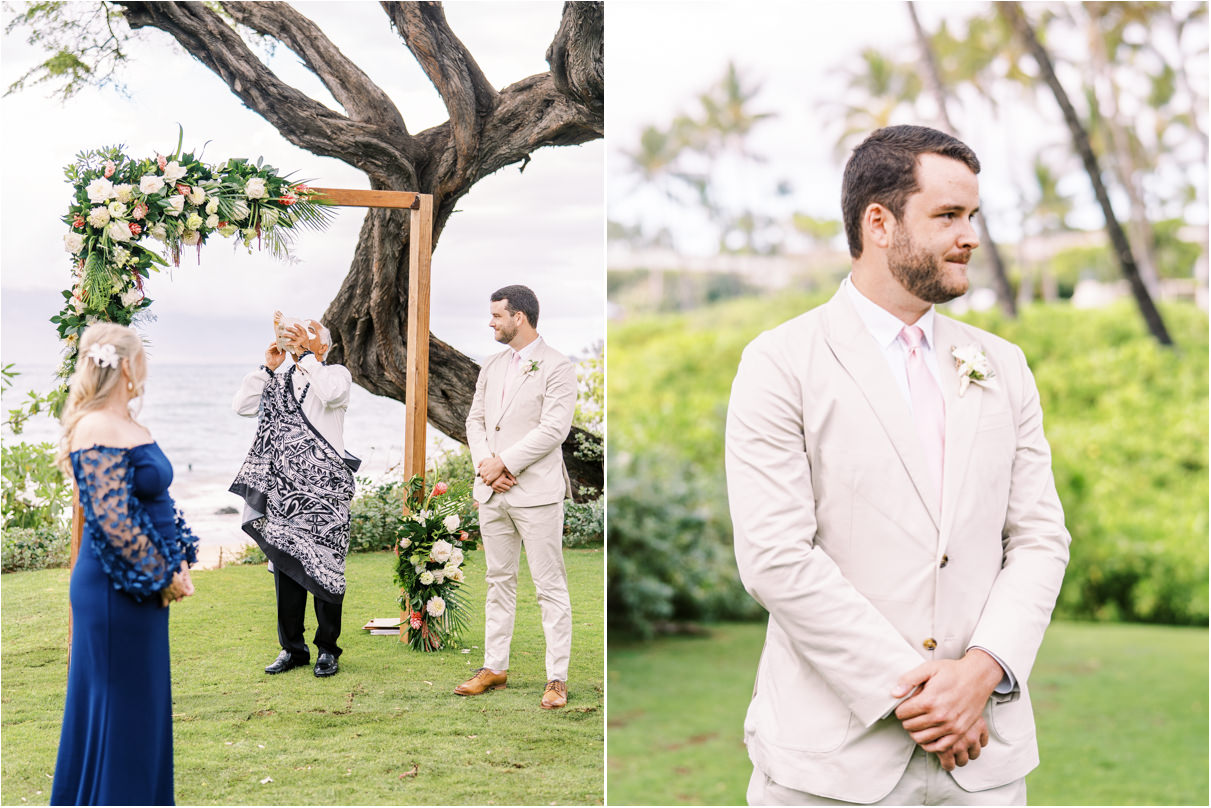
[726,126,1070,805]
[458,284,577,709]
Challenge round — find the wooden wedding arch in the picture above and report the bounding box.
[68,186,434,652]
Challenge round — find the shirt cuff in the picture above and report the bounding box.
[969,645,1016,694]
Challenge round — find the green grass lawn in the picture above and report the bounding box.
[607,620,1208,806]
[1,548,604,805]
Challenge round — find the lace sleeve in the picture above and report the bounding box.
[175,508,199,566]
[72,447,185,601]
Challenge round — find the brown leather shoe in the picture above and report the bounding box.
[454,667,507,695]
[541,679,568,709]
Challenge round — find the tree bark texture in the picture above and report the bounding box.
[118,0,605,495]
[1001,2,1173,346]
[906,2,1018,318]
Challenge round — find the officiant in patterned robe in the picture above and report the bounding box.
[230,319,360,678]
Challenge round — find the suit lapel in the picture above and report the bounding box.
[484,351,510,426]
[934,316,985,547]
[824,292,941,530]
[493,343,543,427]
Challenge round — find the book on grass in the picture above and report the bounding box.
[362,617,403,631]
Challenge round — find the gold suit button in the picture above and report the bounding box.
[923,638,937,651]
[940,554,949,568]
[494,426,500,431]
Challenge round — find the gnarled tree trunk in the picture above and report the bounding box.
[117,0,605,495]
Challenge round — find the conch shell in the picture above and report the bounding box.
[273,310,316,352]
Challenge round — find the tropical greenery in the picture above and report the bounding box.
[607,294,1209,636]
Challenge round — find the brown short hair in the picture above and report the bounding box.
[490,285,540,328]
[841,125,980,258]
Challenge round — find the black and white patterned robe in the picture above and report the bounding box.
[229,365,359,603]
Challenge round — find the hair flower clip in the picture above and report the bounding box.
[86,343,121,369]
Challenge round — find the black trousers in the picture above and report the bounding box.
[274,568,342,660]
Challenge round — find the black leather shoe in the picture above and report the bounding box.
[265,650,307,674]
[314,652,339,677]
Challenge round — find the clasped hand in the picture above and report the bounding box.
[160,562,194,607]
[891,651,1003,771]
[477,456,517,492]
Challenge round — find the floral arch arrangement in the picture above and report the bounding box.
[52,133,333,408]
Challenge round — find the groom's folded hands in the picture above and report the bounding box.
[891,651,1004,768]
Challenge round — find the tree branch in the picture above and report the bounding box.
[118,1,413,186]
[381,1,498,181]
[221,1,411,137]
[545,1,603,117]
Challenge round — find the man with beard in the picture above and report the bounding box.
[458,284,577,709]
[726,126,1070,805]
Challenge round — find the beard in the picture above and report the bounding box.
[493,321,518,344]
[888,228,969,304]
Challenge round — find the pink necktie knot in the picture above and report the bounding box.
[900,325,926,352]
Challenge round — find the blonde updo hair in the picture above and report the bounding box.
[56,323,147,473]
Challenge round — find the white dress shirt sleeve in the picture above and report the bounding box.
[233,367,271,417]
[295,354,351,410]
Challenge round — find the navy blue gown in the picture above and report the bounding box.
[51,443,197,807]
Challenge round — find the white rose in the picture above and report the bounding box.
[107,200,126,218]
[443,562,460,579]
[161,160,187,182]
[107,220,131,242]
[449,548,464,568]
[431,569,446,584]
[443,515,460,533]
[205,214,220,229]
[398,537,412,550]
[164,195,186,216]
[218,224,238,238]
[113,247,130,265]
[413,563,425,574]
[425,596,446,618]
[86,177,114,203]
[63,233,85,254]
[232,200,250,221]
[87,206,111,228]
[120,288,142,307]
[430,539,453,564]
[449,567,464,583]
[418,571,435,586]
[188,187,206,205]
[205,198,220,215]
[185,212,204,230]
[140,175,165,195]
[114,184,134,203]
[182,230,201,246]
[149,223,169,242]
[245,177,267,199]
[260,207,280,227]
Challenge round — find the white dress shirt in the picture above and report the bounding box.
[844,275,1016,696]
[232,354,352,456]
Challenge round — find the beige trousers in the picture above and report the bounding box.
[747,748,1027,806]
[480,497,571,682]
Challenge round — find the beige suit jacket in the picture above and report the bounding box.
[725,289,1070,802]
[466,339,576,507]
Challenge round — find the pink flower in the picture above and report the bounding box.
[157,154,167,171]
[176,183,190,197]
[72,215,85,229]
[433,482,449,496]
[409,612,423,630]
[279,192,298,206]
[132,202,149,220]
[128,222,142,236]
[103,161,116,178]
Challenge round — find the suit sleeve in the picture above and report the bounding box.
[465,364,492,470]
[966,345,1070,687]
[726,336,924,728]
[498,359,577,476]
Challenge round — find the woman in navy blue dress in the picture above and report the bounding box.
[51,323,197,806]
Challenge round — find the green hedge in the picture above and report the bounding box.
[608,295,1209,633]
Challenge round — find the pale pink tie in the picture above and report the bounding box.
[900,325,945,508]
[501,351,521,404]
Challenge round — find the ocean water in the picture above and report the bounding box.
[2,363,456,558]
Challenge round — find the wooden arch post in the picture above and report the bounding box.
[67,187,434,663]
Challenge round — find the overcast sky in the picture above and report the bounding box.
[0,1,604,367]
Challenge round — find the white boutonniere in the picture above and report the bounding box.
[951,344,996,397]
[524,359,541,377]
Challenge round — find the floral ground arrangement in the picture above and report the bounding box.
[52,132,332,408]
[394,476,479,651]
